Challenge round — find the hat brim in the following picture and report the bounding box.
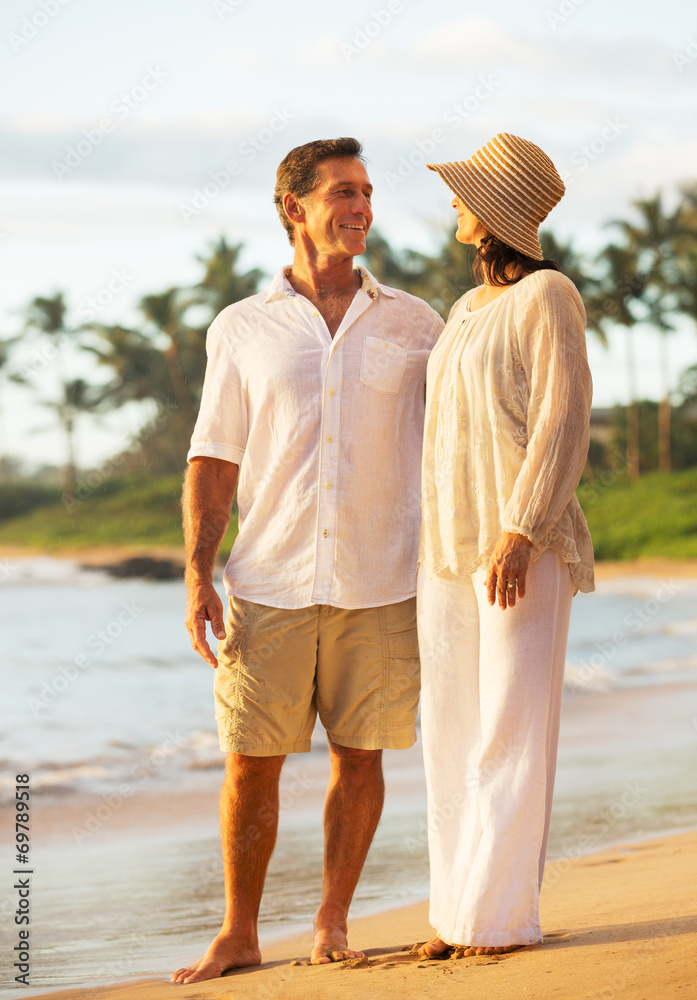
[428,161,544,261]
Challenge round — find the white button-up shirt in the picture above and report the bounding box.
[188,266,444,609]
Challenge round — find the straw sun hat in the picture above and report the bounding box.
[427,133,565,261]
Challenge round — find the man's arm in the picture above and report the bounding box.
[183,456,239,668]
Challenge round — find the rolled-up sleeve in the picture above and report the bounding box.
[187,318,247,466]
[501,273,592,546]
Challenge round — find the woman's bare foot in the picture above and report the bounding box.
[452,944,522,957]
[170,931,261,984]
[310,917,364,965]
[417,936,522,959]
[417,936,451,958]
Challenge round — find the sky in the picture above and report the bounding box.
[1,0,696,470]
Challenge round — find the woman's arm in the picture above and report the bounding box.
[487,272,592,609]
[502,271,592,547]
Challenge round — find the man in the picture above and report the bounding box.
[171,137,443,985]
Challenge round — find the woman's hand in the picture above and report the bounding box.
[485,532,533,610]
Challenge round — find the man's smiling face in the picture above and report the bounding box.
[298,156,373,258]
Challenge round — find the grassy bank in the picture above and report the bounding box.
[0,469,694,561]
[0,475,238,554]
[579,466,697,559]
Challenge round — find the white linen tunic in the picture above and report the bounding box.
[188,266,444,609]
[420,268,594,593]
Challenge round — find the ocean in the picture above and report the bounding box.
[1,558,696,993]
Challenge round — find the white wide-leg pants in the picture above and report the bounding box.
[417,550,573,947]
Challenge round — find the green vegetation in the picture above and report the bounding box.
[579,468,697,559]
[0,476,238,554]
[0,471,695,562]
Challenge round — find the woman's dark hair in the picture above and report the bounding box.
[472,232,560,286]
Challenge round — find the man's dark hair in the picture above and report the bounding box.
[472,232,561,286]
[274,137,365,246]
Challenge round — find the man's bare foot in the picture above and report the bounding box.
[310,918,363,965]
[417,936,522,959]
[170,931,261,984]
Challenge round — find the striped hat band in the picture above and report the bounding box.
[427,133,565,261]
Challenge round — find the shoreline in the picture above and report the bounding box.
[12,827,697,1000]
[4,553,696,998]
[2,545,697,578]
[4,676,697,999]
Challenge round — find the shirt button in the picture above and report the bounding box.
[328,389,335,397]
[325,482,332,489]
[326,436,333,443]
[312,310,319,317]
[323,529,328,538]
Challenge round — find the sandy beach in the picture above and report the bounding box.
[4,553,697,999]
[12,827,697,1000]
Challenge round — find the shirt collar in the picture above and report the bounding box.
[263,264,397,304]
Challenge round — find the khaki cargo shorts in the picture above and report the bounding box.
[214,596,420,755]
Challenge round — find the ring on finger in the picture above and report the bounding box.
[506,581,516,589]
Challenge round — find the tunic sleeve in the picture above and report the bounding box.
[501,272,592,546]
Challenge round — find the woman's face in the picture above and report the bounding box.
[453,196,486,246]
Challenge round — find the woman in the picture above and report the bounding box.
[417,133,594,958]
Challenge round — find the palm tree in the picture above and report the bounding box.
[85,238,264,474]
[607,194,682,473]
[362,226,475,319]
[539,232,606,344]
[590,242,644,480]
[139,289,198,426]
[0,334,19,462]
[194,237,264,318]
[673,182,697,383]
[23,293,105,493]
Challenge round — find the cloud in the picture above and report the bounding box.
[387,16,563,74]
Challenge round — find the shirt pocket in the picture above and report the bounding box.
[360,336,408,394]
